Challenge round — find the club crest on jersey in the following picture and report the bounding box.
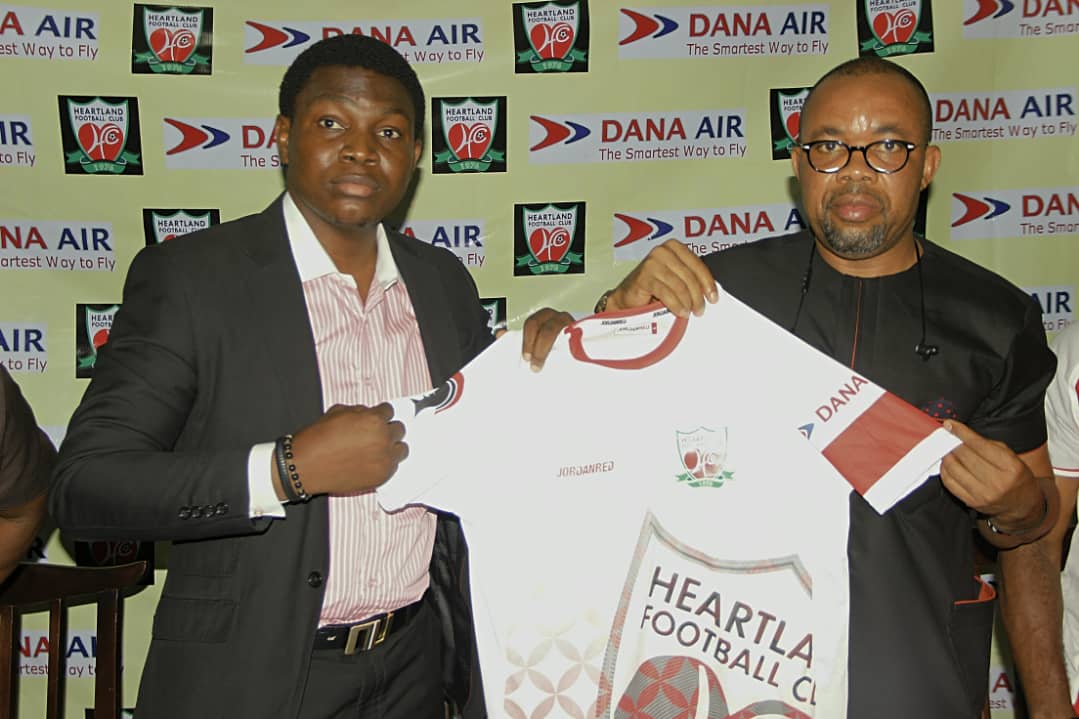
[514,0,589,73]
[432,97,506,173]
[858,0,934,57]
[60,97,142,175]
[133,5,212,75]
[674,427,732,488]
[596,514,815,718]
[770,88,809,157]
[514,203,585,276]
[412,373,464,416]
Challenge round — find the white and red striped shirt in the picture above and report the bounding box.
[247,193,435,624]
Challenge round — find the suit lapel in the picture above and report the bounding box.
[390,234,459,387]
[236,197,323,424]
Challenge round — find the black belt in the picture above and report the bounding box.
[313,599,424,655]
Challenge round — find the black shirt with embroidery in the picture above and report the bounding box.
[704,230,1055,718]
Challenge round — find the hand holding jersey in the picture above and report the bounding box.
[276,402,408,499]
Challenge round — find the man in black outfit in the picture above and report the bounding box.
[523,57,1060,718]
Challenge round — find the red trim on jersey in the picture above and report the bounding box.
[564,302,689,370]
[822,391,938,496]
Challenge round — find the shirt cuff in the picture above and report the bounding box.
[248,442,286,518]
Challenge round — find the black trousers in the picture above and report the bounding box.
[298,601,444,719]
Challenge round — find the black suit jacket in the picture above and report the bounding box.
[51,197,492,718]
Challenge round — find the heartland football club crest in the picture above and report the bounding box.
[858,0,934,57]
[73,539,155,585]
[513,0,590,73]
[59,97,143,176]
[674,427,733,488]
[596,514,816,718]
[132,5,213,75]
[514,202,586,276]
[142,208,220,245]
[769,87,810,159]
[431,97,507,174]
[75,303,119,377]
[479,296,507,333]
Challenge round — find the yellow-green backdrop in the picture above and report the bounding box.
[1,0,1076,715]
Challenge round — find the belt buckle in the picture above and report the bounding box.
[343,612,394,655]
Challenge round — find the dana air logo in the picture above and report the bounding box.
[769,87,810,158]
[613,202,805,261]
[17,630,101,677]
[0,6,100,61]
[514,202,585,276]
[163,117,278,169]
[411,373,464,416]
[0,114,36,167]
[963,0,1079,39]
[1026,284,1074,332]
[930,88,1077,142]
[132,5,213,75]
[59,97,142,175]
[950,186,1079,240]
[0,322,47,373]
[398,219,486,267]
[513,0,589,73]
[675,427,733,488]
[142,208,220,244]
[76,303,119,377]
[857,0,934,57]
[431,97,506,174]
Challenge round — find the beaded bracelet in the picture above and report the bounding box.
[274,434,310,503]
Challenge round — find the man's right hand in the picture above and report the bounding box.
[276,403,407,499]
[604,239,717,317]
[521,239,717,370]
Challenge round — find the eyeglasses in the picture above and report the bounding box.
[798,139,920,174]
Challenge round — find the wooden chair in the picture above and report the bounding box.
[0,561,147,719]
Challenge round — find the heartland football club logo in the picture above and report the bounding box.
[480,297,507,333]
[76,303,119,377]
[431,97,507,173]
[857,0,934,57]
[514,203,586,276]
[513,0,589,73]
[674,427,733,488]
[596,514,816,718]
[412,373,465,416]
[132,5,213,75]
[59,97,142,176]
[769,87,810,159]
[74,540,155,585]
[142,208,220,245]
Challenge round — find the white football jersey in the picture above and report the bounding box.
[1047,322,1079,704]
[380,285,958,719]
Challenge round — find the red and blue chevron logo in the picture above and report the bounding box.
[619,9,679,45]
[529,115,591,151]
[164,119,231,155]
[964,0,1015,26]
[614,213,674,247]
[951,193,1012,227]
[245,21,311,53]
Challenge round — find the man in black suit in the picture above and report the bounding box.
[51,35,491,718]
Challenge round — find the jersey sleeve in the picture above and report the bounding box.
[716,285,960,513]
[1048,324,1079,479]
[377,335,520,513]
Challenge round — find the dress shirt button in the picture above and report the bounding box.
[178,506,191,520]
[306,571,323,588]
[215,502,229,516]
